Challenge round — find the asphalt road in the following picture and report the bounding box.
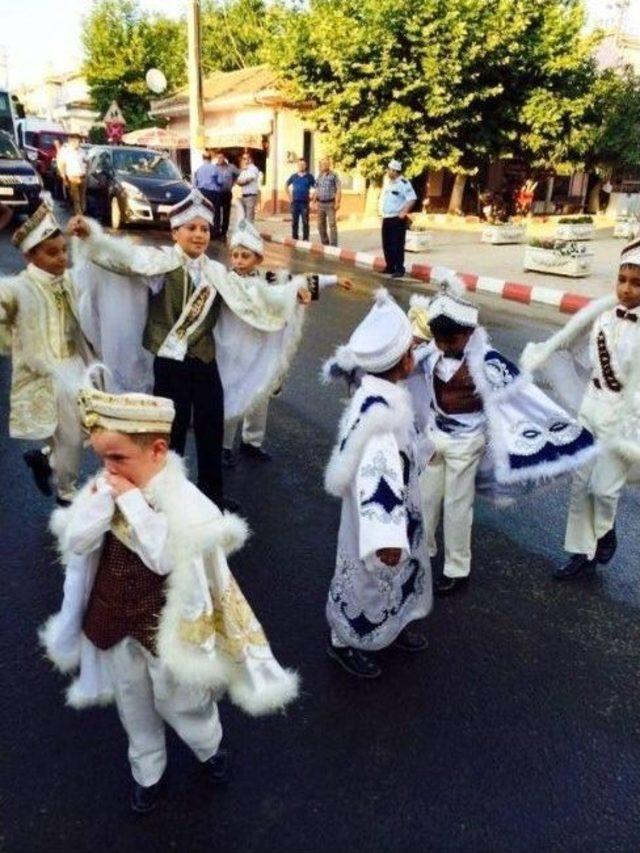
[1,220,640,853]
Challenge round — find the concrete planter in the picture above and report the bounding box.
[523,245,593,278]
[406,231,433,252]
[481,224,527,244]
[613,219,640,239]
[554,222,595,241]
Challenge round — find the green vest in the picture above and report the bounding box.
[143,267,221,364]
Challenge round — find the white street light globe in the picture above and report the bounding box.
[146,69,167,94]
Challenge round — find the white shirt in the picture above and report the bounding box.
[237,164,262,196]
[378,175,417,218]
[63,146,88,179]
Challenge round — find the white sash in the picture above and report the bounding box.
[157,277,218,361]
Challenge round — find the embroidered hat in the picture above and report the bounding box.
[229,217,264,256]
[168,188,214,229]
[78,387,175,434]
[621,237,640,268]
[428,267,478,329]
[326,288,413,375]
[12,195,61,253]
[407,294,432,341]
[388,159,402,172]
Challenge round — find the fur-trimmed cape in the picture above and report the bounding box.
[40,453,299,716]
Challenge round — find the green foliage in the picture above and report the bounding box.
[81,0,187,131]
[267,0,600,182]
[200,0,276,73]
[87,125,108,144]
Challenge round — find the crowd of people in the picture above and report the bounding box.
[0,184,638,816]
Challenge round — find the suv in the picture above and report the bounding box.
[0,129,42,216]
[86,145,191,229]
[15,118,67,187]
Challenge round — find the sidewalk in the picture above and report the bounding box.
[258,214,627,315]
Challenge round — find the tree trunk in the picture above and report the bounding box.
[586,180,602,215]
[448,173,468,213]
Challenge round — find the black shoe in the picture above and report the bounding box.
[203,748,230,784]
[595,527,617,565]
[434,575,469,596]
[23,449,53,496]
[392,627,429,652]
[326,641,382,679]
[552,553,597,581]
[222,448,237,469]
[56,496,72,507]
[390,270,405,279]
[219,495,241,513]
[130,780,162,814]
[240,442,272,462]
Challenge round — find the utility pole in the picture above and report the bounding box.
[187,0,205,178]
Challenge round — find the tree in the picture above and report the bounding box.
[267,0,600,210]
[200,0,276,73]
[81,0,187,131]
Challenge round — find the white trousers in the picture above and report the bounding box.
[564,393,629,559]
[105,638,223,787]
[421,429,486,578]
[44,365,85,501]
[223,399,270,449]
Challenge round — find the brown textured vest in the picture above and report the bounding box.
[143,266,221,363]
[433,361,483,414]
[82,532,166,654]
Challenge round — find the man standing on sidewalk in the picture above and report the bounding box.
[61,135,88,215]
[211,152,239,239]
[313,158,341,246]
[237,153,262,222]
[378,159,416,279]
[194,150,214,203]
[286,158,315,241]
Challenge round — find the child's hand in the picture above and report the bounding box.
[296,286,312,305]
[339,278,352,290]
[376,547,402,567]
[104,472,136,496]
[67,216,90,239]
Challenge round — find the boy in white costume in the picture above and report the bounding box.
[69,190,314,508]
[222,218,348,466]
[0,198,96,503]
[521,239,640,580]
[323,289,432,680]
[408,274,596,595]
[40,387,298,814]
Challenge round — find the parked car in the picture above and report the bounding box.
[15,118,68,187]
[0,129,42,217]
[85,145,191,229]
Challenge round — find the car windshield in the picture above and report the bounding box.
[0,133,21,160]
[113,149,180,180]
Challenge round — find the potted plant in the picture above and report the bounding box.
[405,215,433,252]
[481,218,527,245]
[613,214,640,240]
[554,215,595,241]
[523,238,594,278]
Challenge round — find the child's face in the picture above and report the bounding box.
[172,217,210,258]
[433,328,473,358]
[90,430,168,489]
[230,246,261,275]
[617,264,640,310]
[25,234,68,277]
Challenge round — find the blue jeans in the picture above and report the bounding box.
[291,200,310,240]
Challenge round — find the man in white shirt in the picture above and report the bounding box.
[378,159,417,278]
[236,153,262,222]
[60,135,88,215]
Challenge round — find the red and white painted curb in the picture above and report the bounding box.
[260,231,592,316]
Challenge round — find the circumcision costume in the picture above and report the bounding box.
[75,190,317,503]
[222,218,339,457]
[407,273,596,582]
[521,238,640,569]
[0,199,96,501]
[40,388,298,790]
[322,289,432,652]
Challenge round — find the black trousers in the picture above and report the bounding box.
[381,216,408,274]
[153,356,224,504]
[211,190,233,237]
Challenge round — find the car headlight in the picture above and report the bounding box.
[120,181,146,200]
[26,150,38,162]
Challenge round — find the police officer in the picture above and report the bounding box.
[378,159,417,278]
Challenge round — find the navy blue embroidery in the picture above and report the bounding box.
[508,427,594,470]
[406,512,421,548]
[399,451,411,486]
[400,560,421,604]
[341,607,389,638]
[361,476,403,514]
[339,395,390,452]
[434,411,467,433]
[484,350,519,388]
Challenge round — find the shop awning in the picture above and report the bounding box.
[204,132,265,149]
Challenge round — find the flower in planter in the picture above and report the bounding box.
[528,239,588,257]
[557,215,594,225]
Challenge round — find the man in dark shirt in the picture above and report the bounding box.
[210,152,239,239]
[286,158,316,241]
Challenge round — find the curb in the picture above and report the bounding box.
[260,231,592,316]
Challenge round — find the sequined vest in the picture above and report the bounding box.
[433,361,483,414]
[143,266,221,363]
[82,532,166,654]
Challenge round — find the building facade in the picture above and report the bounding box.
[16,70,99,136]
